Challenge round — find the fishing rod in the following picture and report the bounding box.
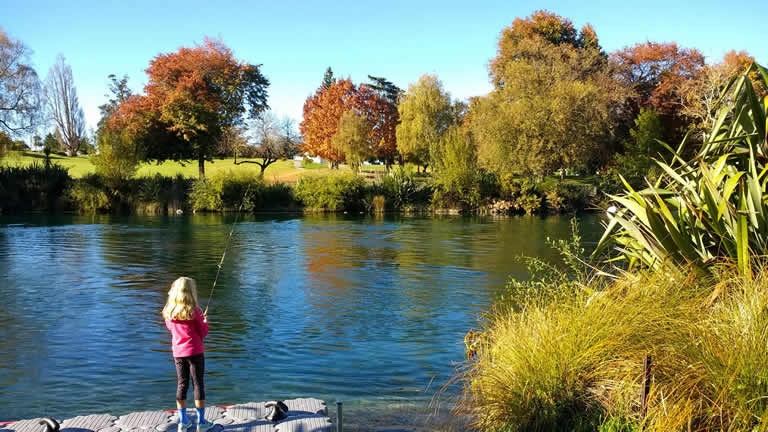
[203,182,254,315]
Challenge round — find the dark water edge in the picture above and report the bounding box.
[0,213,603,428]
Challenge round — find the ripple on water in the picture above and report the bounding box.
[0,213,602,422]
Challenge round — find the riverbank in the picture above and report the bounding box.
[0,161,601,216]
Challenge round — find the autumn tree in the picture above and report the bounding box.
[680,50,766,140]
[396,74,454,172]
[110,38,270,178]
[0,27,43,136]
[471,11,628,178]
[331,109,372,172]
[612,41,705,142]
[301,78,396,167]
[45,55,86,156]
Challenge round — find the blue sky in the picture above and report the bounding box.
[3,0,767,134]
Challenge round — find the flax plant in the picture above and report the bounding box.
[595,63,768,276]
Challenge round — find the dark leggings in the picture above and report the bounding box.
[174,353,205,401]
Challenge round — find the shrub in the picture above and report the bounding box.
[137,174,190,214]
[70,175,110,213]
[461,219,768,431]
[431,127,483,210]
[514,192,541,215]
[190,178,224,211]
[261,182,297,210]
[0,162,71,213]
[541,183,591,213]
[301,157,325,169]
[190,171,264,212]
[294,173,367,212]
[378,166,428,210]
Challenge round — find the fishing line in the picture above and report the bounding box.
[204,181,254,315]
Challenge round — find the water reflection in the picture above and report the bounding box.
[0,213,601,421]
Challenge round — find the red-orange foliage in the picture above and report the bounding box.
[613,41,705,117]
[490,10,600,87]
[300,79,397,165]
[723,50,767,98]
[509,10,578,46]
[110,38,269,177]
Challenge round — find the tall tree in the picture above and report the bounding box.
[97,74,131,129]
[0,27,43,136]
[322,67,335,89]
[45,55,86,156]
[396,74,454,171]
[331,109,372,172]
[301,78,394,167]
[612,41,705,142]
[472,11,628,178]
[111,38,270,178]
[366,75,402,106]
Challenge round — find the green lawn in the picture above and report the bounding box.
[1,151,340,183]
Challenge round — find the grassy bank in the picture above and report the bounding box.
[460,261,768,431]
[0,154,603,215]
[1,151,391,182]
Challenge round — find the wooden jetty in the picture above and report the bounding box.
[0,399,333,432]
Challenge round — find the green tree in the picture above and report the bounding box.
[42,133,59,155]
[367,75,402,106]
[611,108,664,188]
[97,74,131,131]
[92,129,141,191]
[322,67,335,89]
[395,74,454,171]
[431,126,480,208]
[471,11,628,179]
[331,109,372,172]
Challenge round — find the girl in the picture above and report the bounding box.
[163,277,214,432]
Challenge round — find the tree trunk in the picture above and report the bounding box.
[198,156,205,179]
[259,164,266,175]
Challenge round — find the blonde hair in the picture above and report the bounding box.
[162,277,199,320]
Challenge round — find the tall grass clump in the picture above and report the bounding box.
[294,173,366,212]
[136,174,190,214]
[461,261,768,431]
[0,162,71,213]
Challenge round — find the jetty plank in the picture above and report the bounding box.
[61,415,118,432]
[1,399,331,432]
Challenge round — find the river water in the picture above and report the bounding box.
[0,214,601,427]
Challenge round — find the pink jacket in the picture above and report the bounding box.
[165,307,209,358]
